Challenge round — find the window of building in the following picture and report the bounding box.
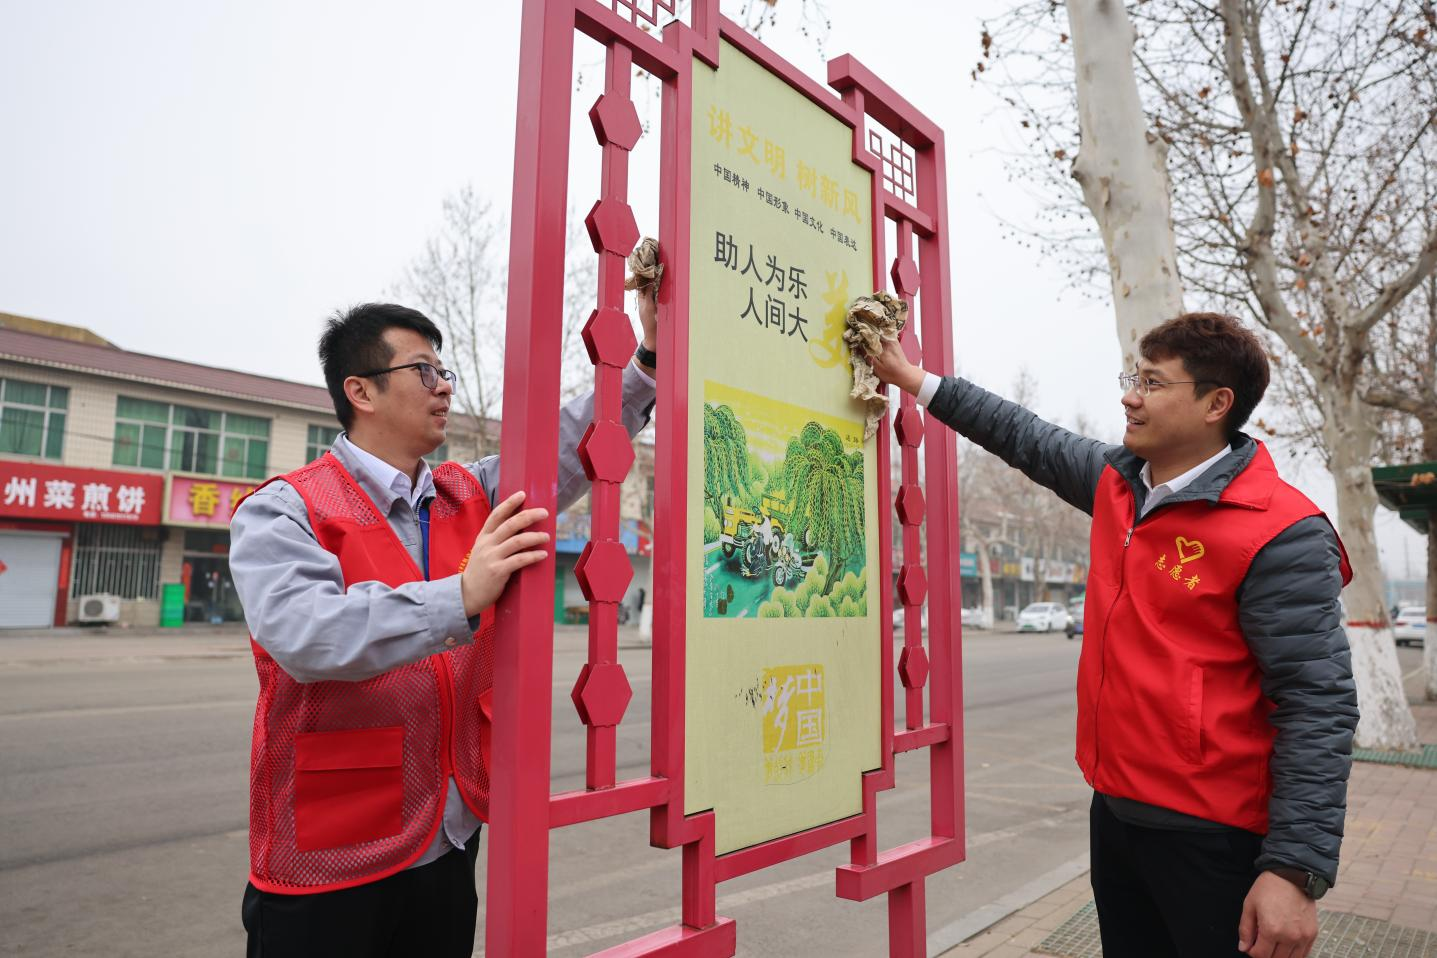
[307,424,341,461]
[113,397,271,479]
[0,377,68,460]
[70,524,162,600]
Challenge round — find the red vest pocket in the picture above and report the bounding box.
[1182,667,1205,766]
[294,726,404,852]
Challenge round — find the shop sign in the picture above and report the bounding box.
[166,474,260,528]
[959,552,978,578]
[0,459,162,525]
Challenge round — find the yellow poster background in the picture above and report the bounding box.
[686,38,880,855]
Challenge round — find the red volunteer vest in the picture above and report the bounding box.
[1077,442,1350,833]
[247,453,497,895]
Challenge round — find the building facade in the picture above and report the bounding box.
[0,315,654,630]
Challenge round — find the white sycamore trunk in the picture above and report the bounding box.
[1065,0,1186,369]
[1324,399,1419,749]
[1425,521,1436,701]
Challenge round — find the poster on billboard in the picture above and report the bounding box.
[685,38,880,856]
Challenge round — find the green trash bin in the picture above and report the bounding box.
[160,583,185,628]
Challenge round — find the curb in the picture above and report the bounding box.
[927,853,1091,957]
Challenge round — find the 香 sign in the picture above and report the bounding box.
[165,474,260,528]
[0,459,163,525]
[685,38,880,856]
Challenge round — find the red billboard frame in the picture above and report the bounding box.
[491,2,962,954]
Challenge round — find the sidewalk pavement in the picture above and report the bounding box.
[938,700,1437,957]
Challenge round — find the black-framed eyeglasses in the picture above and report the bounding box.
[356,361,457,390]
[1117,372,1226,397]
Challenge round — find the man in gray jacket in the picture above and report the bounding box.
[230,289,659,957]
[871,312,1355,958]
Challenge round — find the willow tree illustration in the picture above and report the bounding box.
[782,422,864,595]
[703,403,753,524]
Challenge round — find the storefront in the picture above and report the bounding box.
[164,473,259,623]
[0,459,163,628]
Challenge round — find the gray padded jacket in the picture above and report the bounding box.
[929,375,1357,886]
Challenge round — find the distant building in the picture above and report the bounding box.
[0,314,653,629]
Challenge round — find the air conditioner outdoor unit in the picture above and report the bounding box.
[78,594,121,624]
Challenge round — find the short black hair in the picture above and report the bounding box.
[1139,312,1270,440]
[318,304,443,429]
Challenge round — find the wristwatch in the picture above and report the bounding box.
[635,344,658,369]
[1268,866,1331,900]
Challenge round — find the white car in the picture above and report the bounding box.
[961,607,991,630]
[1017,602,1070,633]
[1394,606,1427,647]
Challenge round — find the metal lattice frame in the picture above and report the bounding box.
[490,1,962,953]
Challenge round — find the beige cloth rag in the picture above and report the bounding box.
[844,291,909,440]
[625,237,664,296]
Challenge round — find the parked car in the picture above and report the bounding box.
[1394,606,1427,647]
[961,606,991,630]
[1017,602,1069,633]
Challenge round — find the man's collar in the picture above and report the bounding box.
[1140,444,1232,495]
[334,434,434,509]
[1106,433,1259,501]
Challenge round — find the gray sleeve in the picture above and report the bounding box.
[229,482,474,684]
[926,376,1114,515]
[1239,516,1357,886]
[468,361,656,510]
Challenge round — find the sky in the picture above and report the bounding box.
[0,0,1424,584]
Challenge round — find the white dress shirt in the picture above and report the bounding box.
[1138,446,1231,518]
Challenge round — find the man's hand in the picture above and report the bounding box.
[459,491,550,617]
[868,338,926,396]
[1238,871,1317,958]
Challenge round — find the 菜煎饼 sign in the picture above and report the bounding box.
[0,460,163,525]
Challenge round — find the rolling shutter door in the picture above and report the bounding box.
[0,533,62,629]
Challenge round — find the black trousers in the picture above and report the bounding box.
[1090,794,1263,958]
[243,828,481,958]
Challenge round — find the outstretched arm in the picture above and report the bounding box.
[869,339,1114,515]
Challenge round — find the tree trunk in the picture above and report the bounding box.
[1065,0,1186,370]
[1426,517,1436,701]
[1325,397,1420,749]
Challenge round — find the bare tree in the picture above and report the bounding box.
[982,0,1436,749]
[1365,249,1437,700]
[958,372,1094,624]
[395,185,599,460]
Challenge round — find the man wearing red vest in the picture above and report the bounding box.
[872,313,1356,958]
[230,291,659,956]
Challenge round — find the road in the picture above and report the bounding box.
[5,625,1415,956]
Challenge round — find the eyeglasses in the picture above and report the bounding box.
[1117,372,1225,397]
[356,361,457,391]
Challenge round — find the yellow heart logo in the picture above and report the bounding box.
[1175,537,1205,564]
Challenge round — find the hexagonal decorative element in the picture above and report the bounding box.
[571,662,634,728]
[582,306,637,368]
[585,198,640,257]
[895,484,926,527]
[589,94,642,152]
[574,539,633,603]
[897,563,928,607]
[900,328,923,365]
[894,406,925,448]
[578,420,635,483]
[898,645,930,690]
[891,256,920,299]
